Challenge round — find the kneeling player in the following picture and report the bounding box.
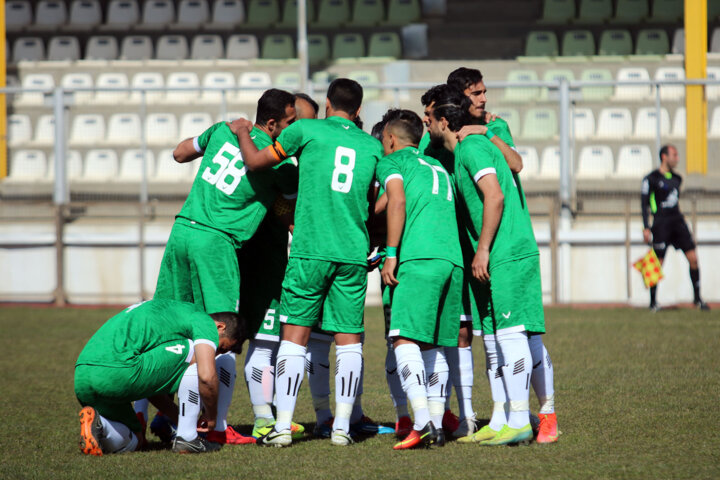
[74,299,247,455]
[377,109,464,449]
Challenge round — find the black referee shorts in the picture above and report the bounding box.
[651,216,696,259]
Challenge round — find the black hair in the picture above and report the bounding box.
[255,88,296,127]
[326,78,363,114]
[209,311,249,354]
[659,145,673,161]
[420,84,471,132]
[447,67,484,91]
[353,115,364,129]
[294,92,319,115]
[371,119,386,141]
[382,109,423,146]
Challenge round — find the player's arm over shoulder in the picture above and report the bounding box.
[173,122,225,164]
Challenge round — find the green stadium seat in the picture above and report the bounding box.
[635,29,669,55]
[539,0,575,23]
[525,31,559,56]
[561,30,595,56]
[386,0,420,26]
[503,70,540,102]
[315,0,350,27]
[611,0,648,23]
[521,108,558,140]
[493,108,520,138]
[368,32,402,58]
[332,33,365,59]
[576,0,612,23]
[580,68,613,100]
[307,33,330,65]
[351,0,384,27]
[262,34,294,59]
[246,0,280,28]
[648,0,682,22]
[349,70,380,100]
[598,29,632,56]
[278,0,316,28]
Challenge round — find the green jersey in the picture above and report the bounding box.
[419,132,455,177]
[177,123,296,248]
[454,135,538,268]
[275,116,383,265]
[376,146,463,267]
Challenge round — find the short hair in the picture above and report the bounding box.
[353,115,364,130]
[326,78,363,114]
[420,84,471,132]
[371,119,386,141]
[382,109,423,146]
[256,88,296,127]
[447,67,484,91]
[209,311,249,353]
[659,144,674,161]
[294,92,319,115]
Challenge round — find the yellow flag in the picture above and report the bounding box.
[633,249,664,288]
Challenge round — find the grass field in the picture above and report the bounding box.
[1,305,719,479]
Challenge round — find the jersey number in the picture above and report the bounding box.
[263,309,275,330]
[202,142,247,195]
[418,158,452,201]
[331,146,356,193]
[165,344,186,355]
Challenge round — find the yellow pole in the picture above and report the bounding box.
[684,0,707,174]
[0,0,7,179]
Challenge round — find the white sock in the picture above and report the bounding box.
[133,399,149,425]
[422,347,450,429]
[98,415,139,453]
[334,343,362,433]
[394,343,431,430]
[444,346,457,411]
[274,340,306,432]
[244,340,277,421]
[484,335,508,431]
[496,331,531,429]
[214,352,236,431]
[455,346,474,419]
[386,343,408,419]
[306,337,333,424]
[351,335,367,424]
[176,363,201,441]
[529,334,555,414]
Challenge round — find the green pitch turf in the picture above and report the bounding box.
[1,305,719,479]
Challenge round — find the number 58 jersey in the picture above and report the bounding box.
[177,123,297,248]
[274,117,383,266]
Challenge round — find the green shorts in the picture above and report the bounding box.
[279,257,367,334]
[387,259,462,347]
[74,339,193,432]
[468,276,491,336]
[155,218,239,314]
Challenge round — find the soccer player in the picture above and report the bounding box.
[377,109,464,449]
[75,299,247,455]
[641,145,709,311]
[230,78,383,447]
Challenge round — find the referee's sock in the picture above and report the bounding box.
[650,286,657,306]
[690,267,702,303]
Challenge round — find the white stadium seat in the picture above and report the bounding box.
[61,72,94,104]
[176,0,210,28]
[67,0,102,30]
[633,107,670,139]
[614,144,653,178]
[671,107,685,138]
[34,1,68,29]
[706,67,720,101]
[16,73,54,106]
[514,146,539,178]
[165,72,200,104]
[9,150,47,181]
[179,113,214,139]
[153,148,195,181]
[613,67,652,101]
[83,149,119,180]
[106,113,142,145]
[654,67,685,101]
[130,72,165,104]
[33,115,56,146]
[201,72,235,103]
[8,114,32,146]
[595,107,633,140]
[94,73,130,104]
[145,113,178,145]
[237,72,272,103]
[48,150,84,181]
[69,114,106,146]
[572,107,595,140]
[708,106,720,138]
[5,1,32,32]
[538,147,560,179]
[118,149,156,181]
[105,0,140,28]
[576,145,614,179]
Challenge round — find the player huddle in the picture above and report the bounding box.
[74,67,558,455]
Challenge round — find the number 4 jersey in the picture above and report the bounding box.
[177,123,297,248]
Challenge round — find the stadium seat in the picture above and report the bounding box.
[106,113,142,145]
[279,0,316,27]
[154,148,195,181]
[332,33,365,59]
[237,72,272,103]
[47,36,81,61]
[33,115,56,146]
[146,113,179,146]
[9,150,47,181]
[12,37,45,62]
[7,114,32,146]
[671,28,684,54]
[710,27,720,53]
[706,67,720,100]
[401,23,428,59]
[16,73,54,106]
[179,113,214,139]
[493,108,520,138]
[94,73,130,105]
[191,34,224,59]
[165,72,200,104]
[611,0,648,23]
[315,0,351,27]
[174,0,210,28]
[262,34,294,59]
[85,36,119,60]
[275,72,301,91]
[246,0,280,28]
[595,107,633,139]
[120,35,153,60]
[598,29,632,56]
[542,69,575,100]
[648,0,682,22]
[61,72,94,104]
[83,149,119,180]
[671,107,685,138]
[525,31,559,57]
[368,32,402,58]
[514,146,539,177]
[614,144,652,178]
[140,0,175,28]
[156,35,189,60]
[226,34,259,60]
[710,0,720,21]
[67,0,102,30]
[634,107,670,139]
[218,111,250,122]
[572,108,595,140]
[538,147,560,179]
[503,70,540,102]
[33,1,68,30]
[386,0,420,26]
[349,70,380,100]
[69,114,106,146]
[201,71,236,103]
[350,0,384,27]
[576,145,614,179]
[521,108,557,140]
[130,72,165,104]
[5,1,33,32]
[118,149,156,181]
[539,0,575,24]
[308,34,330,65]
[561,30,595,56]
[104,0,140,29]
[48,150,84,181]
[635,29,669,55]
[576,0,611,23]
[580,68,613,100]
[613,67,651,100]
[207,0,245,29]
[654,67,684,101]
[709,106,720,138]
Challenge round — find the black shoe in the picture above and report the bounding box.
[172,435,222,453]
[649,302,661,313]
[435,427,446,447]
[695,300,710,311]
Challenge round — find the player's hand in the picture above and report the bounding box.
[381,257,399,286]
[457,124,488,141]
[643,228,651,245]
[483,111,499,123]
[197,415,216,433]
[472,247,490,283]
[226,118,253,135]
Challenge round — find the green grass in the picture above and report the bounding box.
[1,306,719,479]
